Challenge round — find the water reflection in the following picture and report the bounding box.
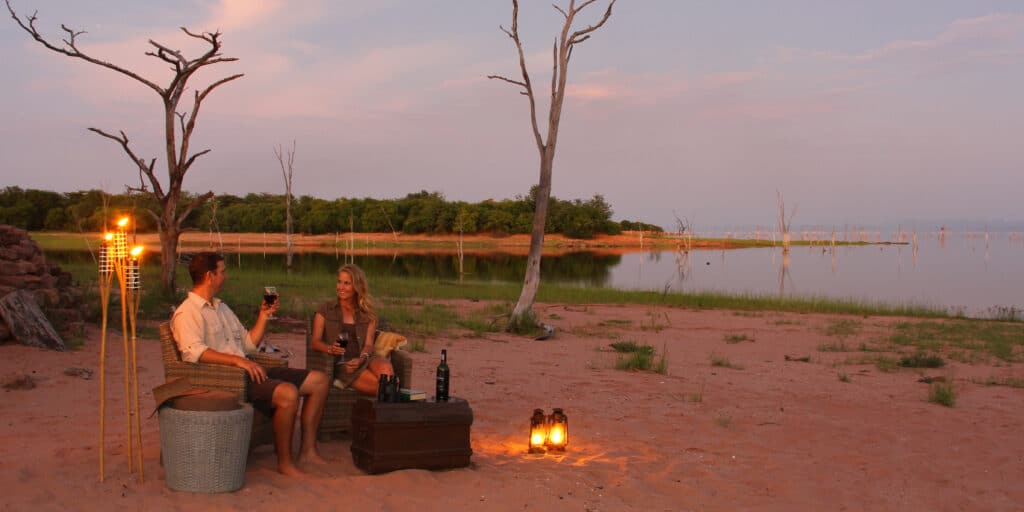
[46,232,1022,317]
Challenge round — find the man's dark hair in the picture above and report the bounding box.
[188,252,224,286]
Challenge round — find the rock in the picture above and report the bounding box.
[2,374,37,391]
[64,367,94,380]
[55,272,72,287]
[33,288,60,308]
[0,289,66,351]
[0,261,26,275]
[0,226,87,338]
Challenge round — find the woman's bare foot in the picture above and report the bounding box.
[278,462,305,476]
[298,451,330,466]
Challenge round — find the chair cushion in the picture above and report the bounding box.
[170,390,242,412]
[374,331,408,358]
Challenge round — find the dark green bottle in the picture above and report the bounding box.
[435,349,450,401]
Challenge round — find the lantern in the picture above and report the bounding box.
[546,408,568,451]
[529,408,547,454]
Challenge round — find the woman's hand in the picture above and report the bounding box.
[326,342,345,357]
[343,357,362,371]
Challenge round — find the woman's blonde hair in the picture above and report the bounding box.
[338,263,376,321]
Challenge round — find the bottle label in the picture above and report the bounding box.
[436,375,449,400]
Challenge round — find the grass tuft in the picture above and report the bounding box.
[974,376,1024,388]
[818,341,852,352]
[825,319,863,338]
[615,350,654,371]
[609,341,654,355]
[899,352,945,368]
[928,381,956,407]
[724,333,751,344]
[710,354,743,370]
[715,413,734,429]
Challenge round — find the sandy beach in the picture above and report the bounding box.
[1,301,1022,511]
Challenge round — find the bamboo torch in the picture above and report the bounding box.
[97,232,114,482]
[112,217,134,473]
[126,245,145,482]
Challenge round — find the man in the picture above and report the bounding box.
[171,252,328,476]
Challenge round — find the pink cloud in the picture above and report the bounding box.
[819,13,1024,63]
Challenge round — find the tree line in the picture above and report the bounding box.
[0,186,663,238]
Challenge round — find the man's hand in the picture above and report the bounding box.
[236,357,267,383]
[258,300,280,320]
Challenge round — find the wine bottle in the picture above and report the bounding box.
[435,349,450,401]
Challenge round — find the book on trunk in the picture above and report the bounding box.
[399,388,427,401]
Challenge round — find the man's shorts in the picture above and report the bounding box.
[249,367,310,414]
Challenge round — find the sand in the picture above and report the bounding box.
[1,302,1022,511]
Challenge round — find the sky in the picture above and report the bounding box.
[2,0,1022,231]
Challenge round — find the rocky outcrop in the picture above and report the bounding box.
[0,225,86,343]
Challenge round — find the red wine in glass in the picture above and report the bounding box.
[263,286,278,320]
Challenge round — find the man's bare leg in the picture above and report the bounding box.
[297,370,329,465]
[271,383,303,476]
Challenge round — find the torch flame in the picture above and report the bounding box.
[130,246,144,258]
[103,232,113,241]
[117,217,130,228]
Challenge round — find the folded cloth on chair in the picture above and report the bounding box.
[151,377,208,417]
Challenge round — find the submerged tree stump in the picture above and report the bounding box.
[0,289,66,351]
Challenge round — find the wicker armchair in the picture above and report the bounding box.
[305,317,412,440]
[158,321,288,448]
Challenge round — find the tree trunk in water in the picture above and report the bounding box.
[509,151,554,332]
[285,192,293,269]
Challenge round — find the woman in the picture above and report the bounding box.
[310,264,394,394]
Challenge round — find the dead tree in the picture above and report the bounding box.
[274,141,296,269]
[777,191,797,254]
[6,1,243,296]
[489,0,616,332]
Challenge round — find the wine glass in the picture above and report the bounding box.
[336,331,350,359]
[263,286,279,320]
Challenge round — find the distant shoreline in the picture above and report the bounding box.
[31,230,897,255]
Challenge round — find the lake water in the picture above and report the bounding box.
[50,232,1023,318]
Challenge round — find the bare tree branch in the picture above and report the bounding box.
[569,0,615,45]
[175,191,215,231]
[488,0,545,153]
[7,0,242,294]
[486,74,527,89]
[6,0,164,95]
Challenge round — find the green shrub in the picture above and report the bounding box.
[899,352,945,368]
[609,341,654,355]
[928,381,956,407]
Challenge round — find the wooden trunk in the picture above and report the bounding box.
[350,397,473,474]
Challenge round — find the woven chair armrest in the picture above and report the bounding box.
[390,350,412,388]
[164,362,249,401]
[306,350,336,377]
[249,353,289,369]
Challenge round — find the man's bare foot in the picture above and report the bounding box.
[278,462,305,476]
[298,452,330,465]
